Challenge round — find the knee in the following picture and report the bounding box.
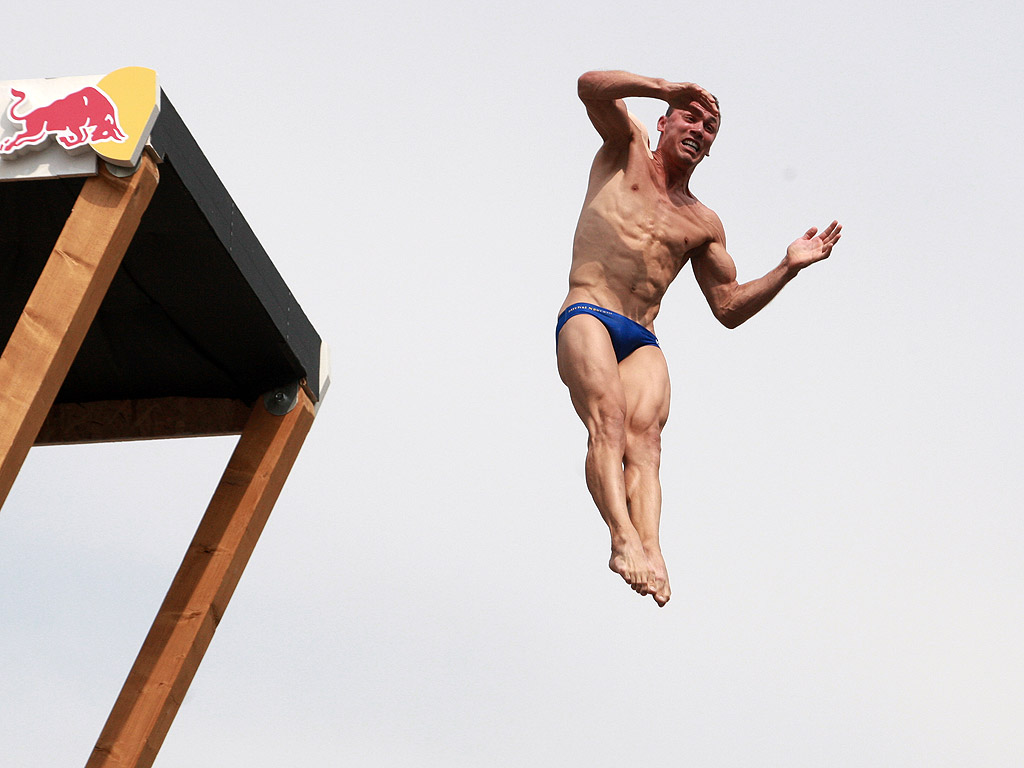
[625,423,662,467]
[587,402,626,451]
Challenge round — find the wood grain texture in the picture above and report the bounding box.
[86,389,316,768]
[34,397,251,445]
[0,156,159,508]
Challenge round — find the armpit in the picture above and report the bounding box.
[626,111,653,158]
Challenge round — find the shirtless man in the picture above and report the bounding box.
[556,70,841,606]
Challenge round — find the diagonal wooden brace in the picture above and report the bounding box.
[0,156,160,509]
[86,388,316,768]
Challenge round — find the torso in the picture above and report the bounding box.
[562,119,721,329]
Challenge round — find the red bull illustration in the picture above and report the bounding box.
[0,86,127,155]
[0,68,159,180]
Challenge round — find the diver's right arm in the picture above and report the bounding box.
[577,70,718,143]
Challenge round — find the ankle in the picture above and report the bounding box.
[640,537,661,552]
[610,530,642,551]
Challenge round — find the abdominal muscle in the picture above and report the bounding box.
[560,261,667,330]
[561,190,689,329]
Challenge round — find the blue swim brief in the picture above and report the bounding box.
[555,303,660,362]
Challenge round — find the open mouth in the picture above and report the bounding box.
[681,138,701,153]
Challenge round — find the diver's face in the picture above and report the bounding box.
[657,102,719,165]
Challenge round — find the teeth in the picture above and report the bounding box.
[682,139,700,150]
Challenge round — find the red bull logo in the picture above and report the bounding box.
[0,86,127,156]
[0,67,159,180]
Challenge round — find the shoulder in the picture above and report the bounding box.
[699,203,725,239]
[685,201,727,257]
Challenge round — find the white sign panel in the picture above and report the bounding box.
[0,67,159,182]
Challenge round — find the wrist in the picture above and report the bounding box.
[779,258,801,281]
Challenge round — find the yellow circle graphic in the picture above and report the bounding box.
[91,67,159,166]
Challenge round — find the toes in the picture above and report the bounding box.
[629,575,651,595]
[611,557,660,597]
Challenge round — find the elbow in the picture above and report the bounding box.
[577,71,603,99]
[577,73,593,99]
[714,307,743,330]
[719,316,741,330]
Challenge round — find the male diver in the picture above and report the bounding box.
[557,70,842,606]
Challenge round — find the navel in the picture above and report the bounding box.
[631,184,639,191]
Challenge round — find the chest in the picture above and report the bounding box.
[600,176,713,259]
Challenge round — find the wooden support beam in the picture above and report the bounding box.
[34,397,252,446]
[0,156,159,509]
[86,389,316,768]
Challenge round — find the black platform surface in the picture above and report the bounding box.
[0,92,324,407]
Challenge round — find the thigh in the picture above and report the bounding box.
[556,314,626,428]
[617,345,671,434]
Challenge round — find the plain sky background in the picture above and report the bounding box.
[2,1,1022,765]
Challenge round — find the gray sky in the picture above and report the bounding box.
[2,0,1023,765]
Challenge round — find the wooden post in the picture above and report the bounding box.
[86,389,316,768]
[0,156,159,509]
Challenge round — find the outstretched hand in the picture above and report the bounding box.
[785,220,842,271]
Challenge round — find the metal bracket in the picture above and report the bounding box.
[104,160,141,177]
[104,146,160,177]
[263,380,300,416]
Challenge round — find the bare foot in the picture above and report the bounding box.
[644,544,671,607]
[609,540,657,596]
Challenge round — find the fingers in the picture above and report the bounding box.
[670,82,719,115]
[693,87,718,114]
[698,91,719,115]
[822,220,842,247]
[819,221,842,257]
[805,221,842,245]
[820,220,841,241]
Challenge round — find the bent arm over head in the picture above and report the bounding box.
[577,70,719,144]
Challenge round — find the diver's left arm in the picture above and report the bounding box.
[692,221,842,329]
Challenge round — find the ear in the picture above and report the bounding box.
[656,114,667,133]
